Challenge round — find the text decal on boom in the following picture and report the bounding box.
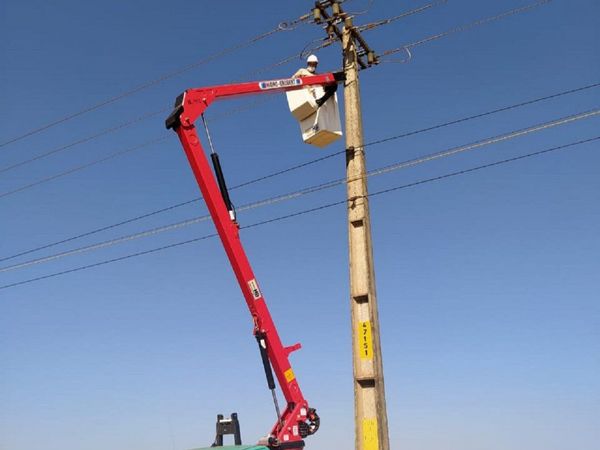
[259,78,302,90]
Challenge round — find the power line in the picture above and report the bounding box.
[4,0,546,175]
[357,0,448,32]
[368,137,598,198]
[0,0,555,185]
[2,108,597,273]
[0,234,219,292]
[0,0,558,186]
[240,39,334,80]
[0,15,310,149]
[381,0,552,60]
[359,84,600,149]
[365,109,600,176]
[0,98,279,200]
[0,197,202,264]
[345,0,376,16]
[0,136,170,200]
[1,135,596,291]
[0,108,169,175]
[0,42,325,177]
[9,79,598,192]
[0,39,333,194]
[0,213,214,273]
[1,81,597,263]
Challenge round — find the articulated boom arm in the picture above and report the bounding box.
[166,72,343,130]
[165,73,343,449]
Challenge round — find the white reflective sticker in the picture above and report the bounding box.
[248,279,262,300]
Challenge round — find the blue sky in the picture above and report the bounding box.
[1,1,599,449]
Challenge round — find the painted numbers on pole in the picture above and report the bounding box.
[362,418,379,450]
[359,320,373,360]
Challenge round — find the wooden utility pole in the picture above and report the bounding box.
[311,2,389,448]
[342,17,390,450]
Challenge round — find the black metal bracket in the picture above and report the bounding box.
[211,412,242,447]
[165,92,185,130]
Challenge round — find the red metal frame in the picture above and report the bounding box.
[166,73,342,448]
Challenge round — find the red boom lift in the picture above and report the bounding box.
[165,72,344,449]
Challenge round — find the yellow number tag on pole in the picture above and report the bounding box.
[362,418,379,450]
[358,320,373,360]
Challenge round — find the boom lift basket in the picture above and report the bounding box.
[286,86,342,148]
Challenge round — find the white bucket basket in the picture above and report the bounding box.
[286,86,342,148]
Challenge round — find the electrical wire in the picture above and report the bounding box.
[0,234,219,292]
[0,214,215,273]
[368,137,598,198]
[1,135,596,291]
[0,32,334,189]
[0,35,333,200]
[4,0,544,175]
[241,38,336,80]
[0,198,203,264]
[10,79,599,198]
[344,0,376,16]
[0,41,327,177]
[0,107,170,175]
[0,0,551,177]
[0,98,276,199]
[0,14,311,150]
[2,108,597,274]
[364,109,599,176]
[381,0,552,60]
[1,81,597,263]
[357,0,448,32]
[0,136,170,200]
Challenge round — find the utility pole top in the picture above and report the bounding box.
[312,1,380,70]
